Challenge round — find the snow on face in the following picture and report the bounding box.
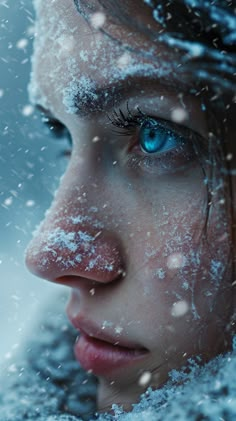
[26,0,234,411]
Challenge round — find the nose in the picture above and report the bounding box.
[25,170,125,288]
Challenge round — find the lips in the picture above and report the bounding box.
[67,309,148,376]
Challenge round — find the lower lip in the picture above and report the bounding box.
[74,333,148,376]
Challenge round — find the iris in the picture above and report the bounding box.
[140,119,183,154]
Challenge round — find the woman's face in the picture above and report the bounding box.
[25,0,234,411]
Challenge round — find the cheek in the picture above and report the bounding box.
[130,179,232,324]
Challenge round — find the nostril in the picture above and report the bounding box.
[55,270,125,289]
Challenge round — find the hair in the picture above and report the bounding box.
[74,0,236,93]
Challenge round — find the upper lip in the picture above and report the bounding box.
[67,313,147,351]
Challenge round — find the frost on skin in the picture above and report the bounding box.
[29,227,117,272]
[61,60,174,115]
[24,0,235,415]
[29,0,178,115]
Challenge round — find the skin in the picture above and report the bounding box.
[25,0,236,412]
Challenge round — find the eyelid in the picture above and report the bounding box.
[108,104,205,142]
[40,111,72,142]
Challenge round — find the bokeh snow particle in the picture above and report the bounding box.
[16,38,28,50]
[26,200,35,207]
[22,105,34,117]
[171,300,189,317]
[138,371,152,387]
[226,153,233,161]
[167,253,185,269]
[0,89,4,98]
[92,136,100,143]
[171,108,188,123]
[4,197,13,207]
[27,25,36,37]
[90,12,106,29]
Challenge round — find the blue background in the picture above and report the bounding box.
[0,0,68,363]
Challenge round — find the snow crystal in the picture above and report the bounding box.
[44,229,78,253]
[62,76,97,115]
[155,268,166,280]
[114,326,123,335]
[102,320,113,329]
[79,50,88,62]
[56,35,75,56]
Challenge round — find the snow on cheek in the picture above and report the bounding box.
[56,35,76,57]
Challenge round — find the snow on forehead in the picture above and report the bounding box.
[29,0,79,108]
[28,0,177,113]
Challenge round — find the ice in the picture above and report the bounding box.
[114,325,123,334]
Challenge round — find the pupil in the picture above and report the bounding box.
[140,121,166,154]
[149,129,156,139]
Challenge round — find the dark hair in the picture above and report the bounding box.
[74,0,236,94]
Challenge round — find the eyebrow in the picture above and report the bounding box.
[37,72,197,122]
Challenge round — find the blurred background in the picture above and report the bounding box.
[0,0,69,363]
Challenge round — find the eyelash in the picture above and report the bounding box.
[107,102,205,175]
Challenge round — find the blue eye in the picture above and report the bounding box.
[139,119,183,154]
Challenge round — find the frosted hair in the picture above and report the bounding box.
[74,0,236,94]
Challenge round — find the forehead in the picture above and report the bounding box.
[30,0,188,119]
